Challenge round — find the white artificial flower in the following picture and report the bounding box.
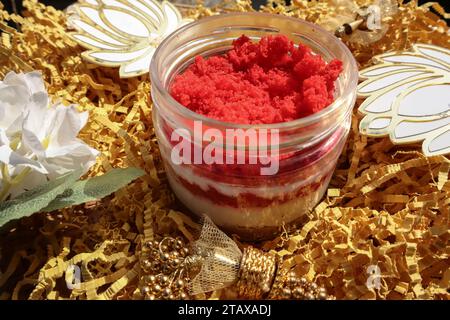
[0,71,48,134]
[0,71,99,200]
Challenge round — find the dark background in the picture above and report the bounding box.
[2,0,449,13]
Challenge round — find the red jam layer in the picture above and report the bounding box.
[171,35,343,124]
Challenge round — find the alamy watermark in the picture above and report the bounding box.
[170,121,280,175]
[65,264,82,290]
[357,5,382,30]
[366,265,382,290]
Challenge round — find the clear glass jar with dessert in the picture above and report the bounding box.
[150,13,358,241]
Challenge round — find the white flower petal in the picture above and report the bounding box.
[359,77,433,114]
[72,19,129,46]
[7,169,48,199]
[0,85,29,107]
[47,105,89,149]
[79,6,123,38]
[423,127,450,156]
[4,71,48,108]
[359,115,392,137]
[0,85,28,131]
[0,129,10,145]
[100,0,161,28]
[31,91,49,109]
[357,70,429,95]
[133,0,163,25]
[162,1,183,34]
[414,44,450,66]
[119,48,155,78]
[359,65,418,79]
[392,117,450,143]
[44,144,99,177]
[21,128,45,158]
[3,71,46,95]
[102,0,131,10]
[0,71,49,134]
[381,54,448,71]
[84,0,99,5]
[22,101,51,141]
[0,145,47,173]
[102,7,151,38]
[368,118,391,130]
[72,33,125,50]
[397,83,450,117]
[83,46,149,65]
[46,141,99,159]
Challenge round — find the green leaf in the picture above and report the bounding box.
[41,167,145,212]
[0,168,83,228]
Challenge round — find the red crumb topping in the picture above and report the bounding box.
[170,35,343,124]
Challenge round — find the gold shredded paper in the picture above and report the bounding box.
[0,0,449,300]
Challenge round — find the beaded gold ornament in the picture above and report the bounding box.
[138,217,332,300]
[139,236,196,300]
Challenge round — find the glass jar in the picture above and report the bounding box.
[150,13,358,241]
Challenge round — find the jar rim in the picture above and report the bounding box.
[150,12,358,130]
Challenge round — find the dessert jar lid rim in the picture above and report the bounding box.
[150,12,358,130]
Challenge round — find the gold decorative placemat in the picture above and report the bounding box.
[0,0,448,300]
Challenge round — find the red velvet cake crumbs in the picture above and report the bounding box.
[170,35,343,124]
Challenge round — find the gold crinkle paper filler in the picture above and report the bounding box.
[0,0,449,300]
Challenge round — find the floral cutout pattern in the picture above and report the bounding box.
[67,0,192,78]
[358,43,450,156]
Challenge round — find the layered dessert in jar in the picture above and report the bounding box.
[150,13,358,240]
